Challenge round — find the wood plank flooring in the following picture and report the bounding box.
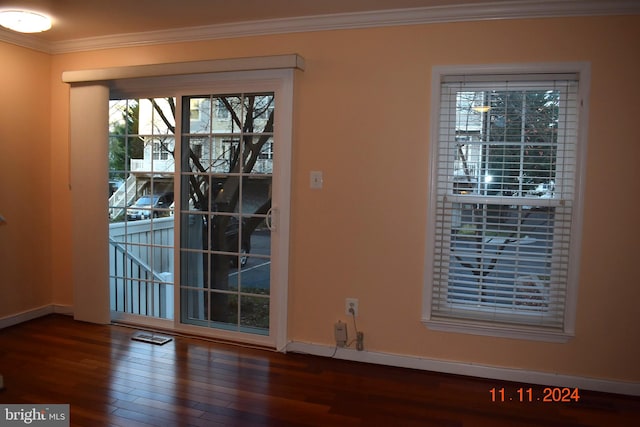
[0,314,638,426]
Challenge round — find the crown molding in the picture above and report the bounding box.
[0,27,51,53]
[1,0,638,54]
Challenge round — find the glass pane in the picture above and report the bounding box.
[257,139,274,174]
[184,136,209,172]
[180,250,206,288]
[181,289,208,324]
[126,136,145,169]
[244,93,274,134]
[241,258,270,295]
[485,144,523,196]
[250,227,271,261]
[241,177,271,214]
[139,98,175,135]
[125,191,173,221]
[180,174,210,211]
[245,136,274,174]
[149,246,173,279]
[240,295,269,332]
[108,170,128,220]
[181,213,207,250]
[187,97,211,134]
[109,276,125,312]
[109,135,127,172]
[453,89,560,198]
[211,177,240,212]
[148,136,175,173]
[208,137,240,173]
[212,95,243,133]
[210,292,237,326]
[227,264,241,291]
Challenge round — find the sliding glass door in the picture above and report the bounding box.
[107,71,293,347]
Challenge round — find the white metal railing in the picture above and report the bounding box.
[109,217,174,319]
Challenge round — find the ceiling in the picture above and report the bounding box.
[0,0,531,42]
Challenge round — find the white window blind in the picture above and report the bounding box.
[429,73,580,333]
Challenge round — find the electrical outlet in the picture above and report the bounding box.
[345,298,359,316]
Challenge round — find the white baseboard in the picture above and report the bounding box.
[0,304,73,329]
[286,341,640,396]
[52,304,74,315]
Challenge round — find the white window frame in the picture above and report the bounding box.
[423,63,590,342]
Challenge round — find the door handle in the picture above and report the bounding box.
[266,207,276,231]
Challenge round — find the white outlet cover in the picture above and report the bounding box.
[345,298,358,316]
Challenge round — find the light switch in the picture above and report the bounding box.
[310,171,323,189]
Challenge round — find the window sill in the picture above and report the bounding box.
[422,317,573,343]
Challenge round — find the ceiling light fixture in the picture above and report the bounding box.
[0,10,52,33]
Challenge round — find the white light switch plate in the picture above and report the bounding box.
[310,171,323,189]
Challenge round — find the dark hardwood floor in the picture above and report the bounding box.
[0,315,638,426]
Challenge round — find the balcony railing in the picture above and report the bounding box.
[109,217,174,319]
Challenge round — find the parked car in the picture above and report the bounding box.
[127,193,174,221]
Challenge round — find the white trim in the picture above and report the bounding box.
[0,304,73,329]
[111,312,175,331]
[423,318,573,343]
[0,26,50,52]
[1,1,639,54]
[62,54,305,84]
[286,341,640,396]
[53,304,74,315]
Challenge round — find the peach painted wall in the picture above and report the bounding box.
[0,42,52,318]
[44,14,640,383]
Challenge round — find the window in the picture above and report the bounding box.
[424,64,589,341]
[152,138,171,160]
